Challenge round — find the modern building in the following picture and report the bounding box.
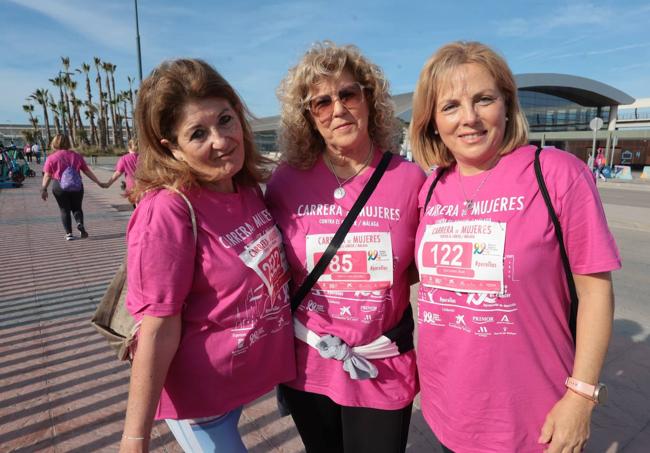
[248,73,649,167]
[3,73,648,166]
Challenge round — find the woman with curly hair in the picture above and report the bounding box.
[265,41,425,453]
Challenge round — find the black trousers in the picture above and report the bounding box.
[51,180,84,234]
[280,385,412,453]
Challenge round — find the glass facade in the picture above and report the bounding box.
[254,131,278,153]
[519,90,610,132]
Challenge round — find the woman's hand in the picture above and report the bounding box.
[538,390,595,452]
[41,173,51,201]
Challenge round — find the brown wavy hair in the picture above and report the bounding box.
[130,58,271,203]
[410,41,528,170]
[277,41,400,169]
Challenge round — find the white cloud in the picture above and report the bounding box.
[497,1,616,37]
[6,0,134,53]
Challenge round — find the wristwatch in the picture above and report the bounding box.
[565,377,608,404]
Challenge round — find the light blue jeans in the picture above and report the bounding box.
[166,406,246,453]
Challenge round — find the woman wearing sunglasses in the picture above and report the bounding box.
[265,41,425,453]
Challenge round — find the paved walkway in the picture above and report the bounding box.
[1,161,648,452]
[0,163,440,452]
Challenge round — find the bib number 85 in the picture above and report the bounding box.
[329,253,353,273]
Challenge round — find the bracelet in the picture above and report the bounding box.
[40,187,47,192]
[123,435,146,440]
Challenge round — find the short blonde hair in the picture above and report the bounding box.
[131,58,271,203]
[50,133,71,151]
[277,41,399,169]
[410,41,528,170]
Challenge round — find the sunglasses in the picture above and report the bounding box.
[305,82,367,120]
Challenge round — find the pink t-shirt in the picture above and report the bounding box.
[415,145,621,452]
[266,151,425,410]
[126,185,296,419]
[43,150,89,181]
[115,152,139,191]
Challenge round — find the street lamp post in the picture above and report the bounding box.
[134,0,143,82]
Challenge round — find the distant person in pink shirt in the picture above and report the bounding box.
[410,41,620,453]
[119,58,295,453]
[266,41,425,453]
[102,138,139,195]
[40,134,103,240]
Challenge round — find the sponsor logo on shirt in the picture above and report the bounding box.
[306,300,326,313]
[449,314,471,332]
[494,326,517,336]
[475,326,490,337]
[497,314,513,324]
[422,311,444,326]
[471,315,494,325]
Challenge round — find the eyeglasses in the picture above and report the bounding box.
[305,82,366,120]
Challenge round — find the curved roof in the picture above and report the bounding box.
[249,73,636,132]
[515,73,634,107]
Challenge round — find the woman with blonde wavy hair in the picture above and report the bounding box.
[119,58,295,453]
[411,41,619,452]
[265,41,425,453]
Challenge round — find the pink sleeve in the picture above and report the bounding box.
[76,154,89,172]
[115,155,125,173]
[556,164,621,275]
[126,191,196,318]
[43,156,54,174]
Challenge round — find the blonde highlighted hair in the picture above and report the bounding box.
[131,58,270,203]
[50,133,71,151]
[410,41,528,170]
[277,41,399,169]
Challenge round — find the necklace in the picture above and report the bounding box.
[458,167,494,216]
[324,144,374,200]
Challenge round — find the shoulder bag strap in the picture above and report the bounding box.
[290,151,393,312]
[423,166,448,211]
[163,186,198,244]
[534,147,578,344]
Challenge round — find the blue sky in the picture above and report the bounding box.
[1,0,649,124]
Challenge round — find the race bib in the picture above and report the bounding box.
[239,226,290,297]
[418,220,505,294]
[306,232,393,291]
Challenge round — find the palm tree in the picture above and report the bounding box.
[61,57,76,144]
[127,76,136,125]
[48,94,61,135]
[21,129,35,145]
[71,97,87,144]
[67,80,85,140]
[29,88,52,146]
[120,90,132,141]
[84,103,99,144]
[49,75,68,136]
[78,62,98,146]
[102,62,118,146]
[23,103,40,140]
[22,103,35,124]
[108,63,124,146]
[94,57,107,149]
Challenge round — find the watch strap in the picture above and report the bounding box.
[565,376,596,400]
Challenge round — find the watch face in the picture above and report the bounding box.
[595,384,608,404]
